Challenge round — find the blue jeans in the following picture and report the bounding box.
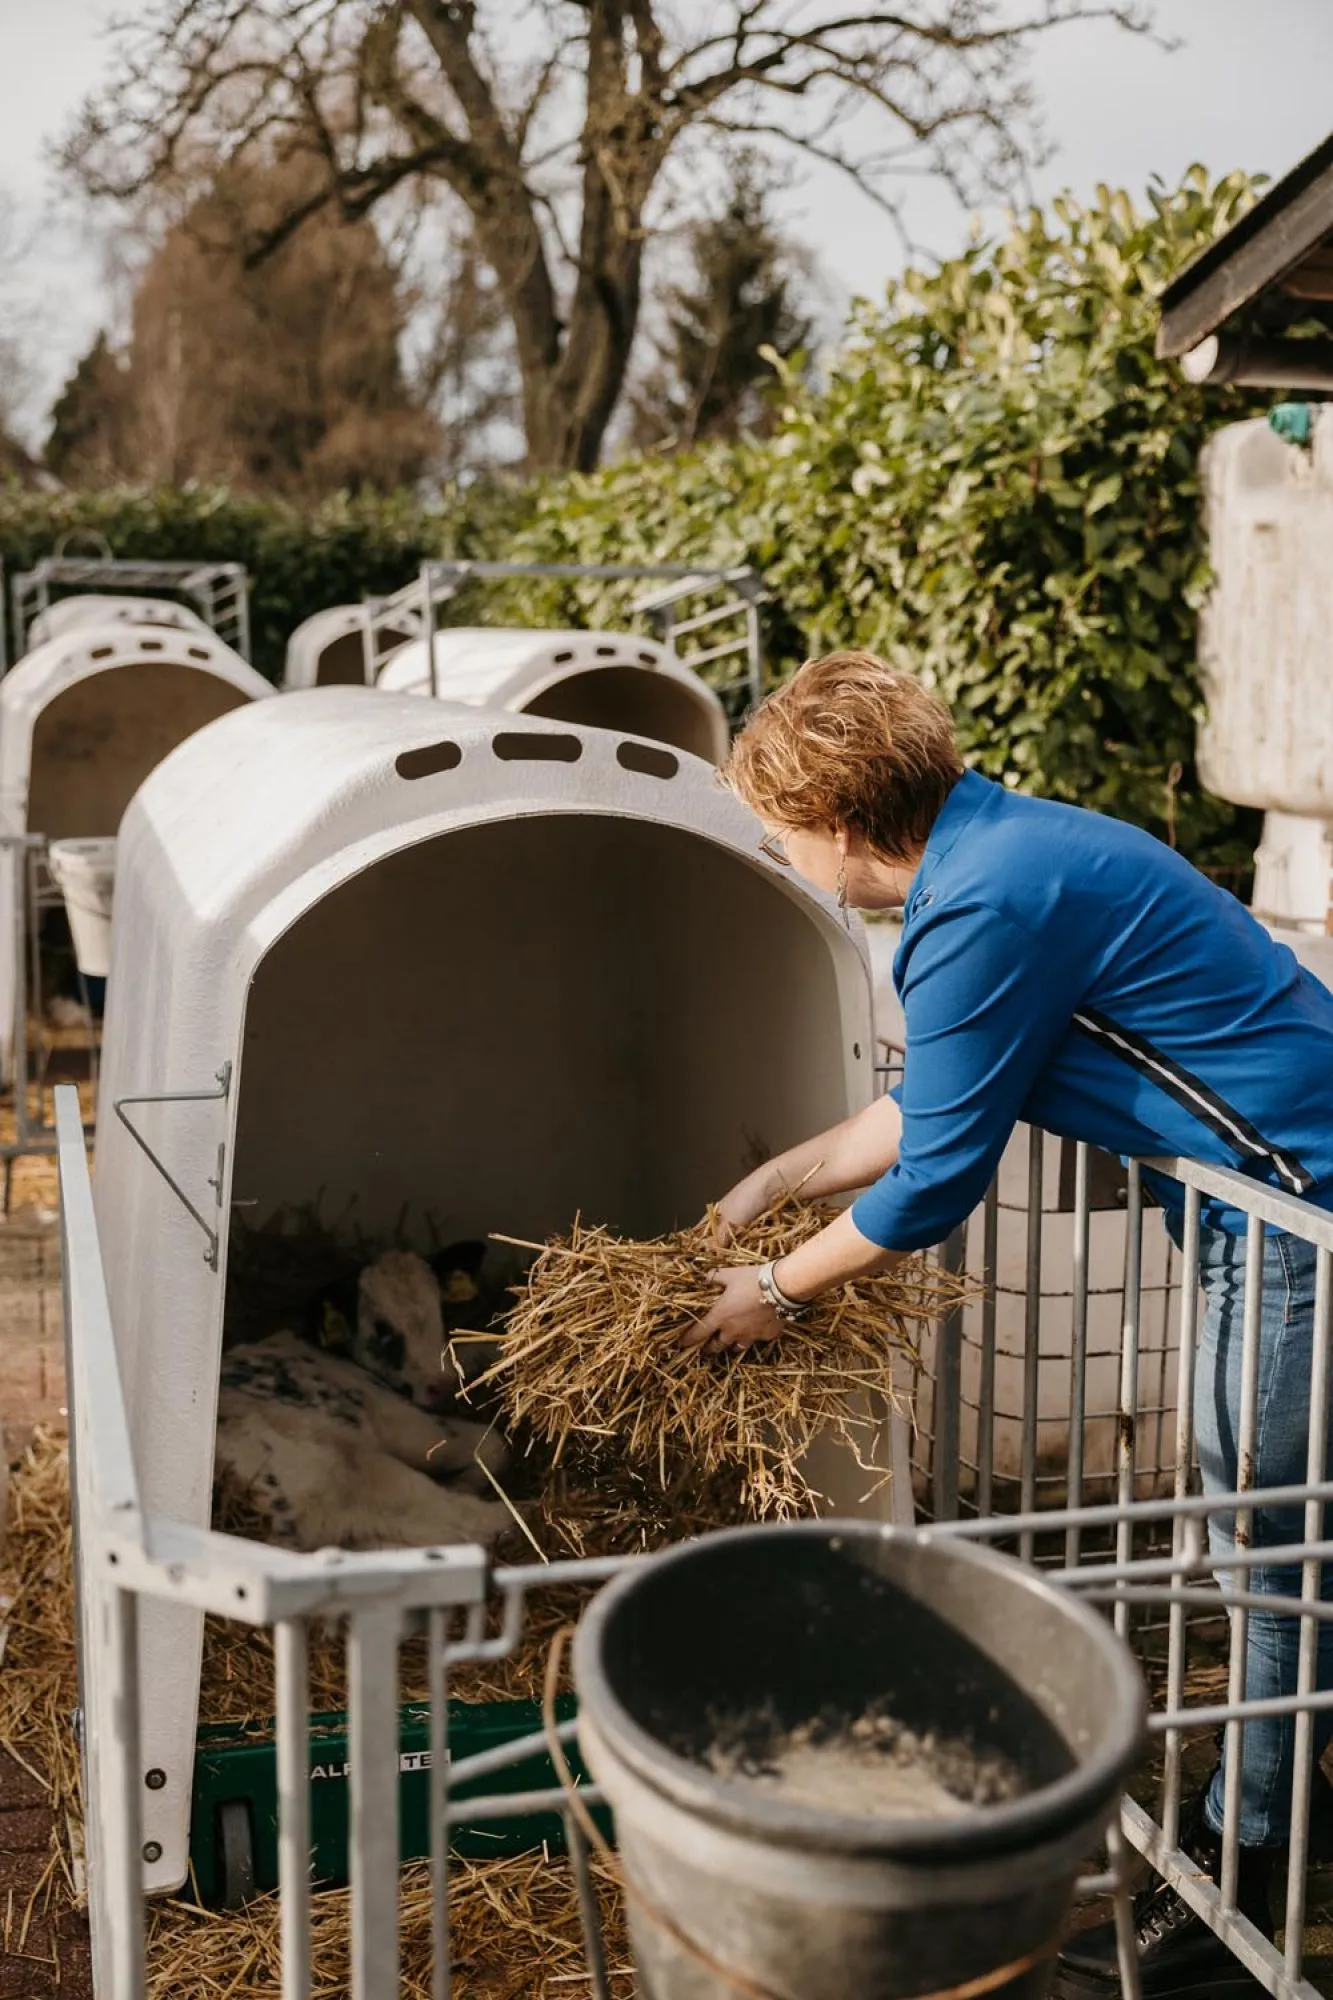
[1187,1224,1332,1846]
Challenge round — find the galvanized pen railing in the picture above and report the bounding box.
[60,1077,1333,2000]
[923,1141,1333,2000]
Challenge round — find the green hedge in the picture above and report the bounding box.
[0,483,531,682]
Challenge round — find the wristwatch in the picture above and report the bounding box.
[756,1259,815,1324]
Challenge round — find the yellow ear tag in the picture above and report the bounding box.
[442,1272,479,1305]
[320,1301,353,1352]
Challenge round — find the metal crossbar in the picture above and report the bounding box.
[58,1077,1333,2000]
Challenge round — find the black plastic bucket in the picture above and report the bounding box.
[574,1523,1145,2000]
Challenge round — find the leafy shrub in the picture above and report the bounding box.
[494,171,1267,865]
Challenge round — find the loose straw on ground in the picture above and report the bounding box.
[468,1203,959,1519]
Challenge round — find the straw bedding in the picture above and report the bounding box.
[470,1204,956,1520]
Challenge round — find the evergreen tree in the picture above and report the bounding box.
[45,334,127,482]
[629,157,813,449]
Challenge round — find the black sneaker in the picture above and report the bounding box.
[1307,1759,1333,1863]
[1050,1800,1275,1998]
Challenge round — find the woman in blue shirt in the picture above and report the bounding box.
[691,650,1333,1999]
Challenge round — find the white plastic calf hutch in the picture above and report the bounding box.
[0,622,272,1084]
[90,686,895,1892]
[1199,410,1333,930]
[282,602,417,690]
[26,593,211,651]
[378,626,731,765]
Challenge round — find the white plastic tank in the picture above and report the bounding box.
[1197,410,1333,816]
[1252,811,1330,933]
[89,687,894,1892]
[26,594,210,652]
[0,622,272,1079]
[378,626,731,765]
[282,603,416,690]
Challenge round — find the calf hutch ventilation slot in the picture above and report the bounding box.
[88,686,889,1894]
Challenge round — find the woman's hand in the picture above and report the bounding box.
[680,1266,783,1352]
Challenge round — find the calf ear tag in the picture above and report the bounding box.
[320,1300,353,1352]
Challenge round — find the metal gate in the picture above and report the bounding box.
[58,1085,1333,1999]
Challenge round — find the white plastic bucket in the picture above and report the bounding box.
[48,838,118,978]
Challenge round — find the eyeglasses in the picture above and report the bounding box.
[758,833,791,867]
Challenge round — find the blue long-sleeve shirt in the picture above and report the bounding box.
[850,770,1333,1250]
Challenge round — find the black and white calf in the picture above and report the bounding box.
[215,1247,512,1552]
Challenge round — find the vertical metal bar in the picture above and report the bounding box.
[566,1811,612,2000]
[1019,1129,1044,1563]
[275,1619,312,2000]
[422,562,439,700]
[26,846,44,1110]
[1162,1184,1202,1851]
[104,1583,146,2000]
[744,595,763,713]
[1066,1142,1091,1567]
[236,572,253,663]
[931,1225,967,1523]
[348,1607,402,2000]
[360,606,379,690]
[13,573,31,660]
[1285,1242,1331,1973]
[976,1179,1000,1519]
[429,1608,450,2000]
[1105,1815,1144,2000]
[1114,1161,1143,1639]
[12,841,30,1147]
[1220,1212,1265,1910]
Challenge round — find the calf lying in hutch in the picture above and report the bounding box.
[215,1244,510,1552]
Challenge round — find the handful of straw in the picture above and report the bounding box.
[468,1203,964,1520]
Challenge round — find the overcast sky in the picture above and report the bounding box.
[2,0,1332,446]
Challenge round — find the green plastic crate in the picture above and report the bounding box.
[190,1695,601,1907]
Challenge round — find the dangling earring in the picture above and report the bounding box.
[836,857,850,930]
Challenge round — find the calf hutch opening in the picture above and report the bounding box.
[89,688,880,1893]
[0,624,272,1087]
[377,627,731,765]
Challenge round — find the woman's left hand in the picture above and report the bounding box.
[680,1266,783,1353]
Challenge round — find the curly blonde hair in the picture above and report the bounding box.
[725,651,963,860]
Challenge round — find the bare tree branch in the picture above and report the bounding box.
[60,0,1159,471]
